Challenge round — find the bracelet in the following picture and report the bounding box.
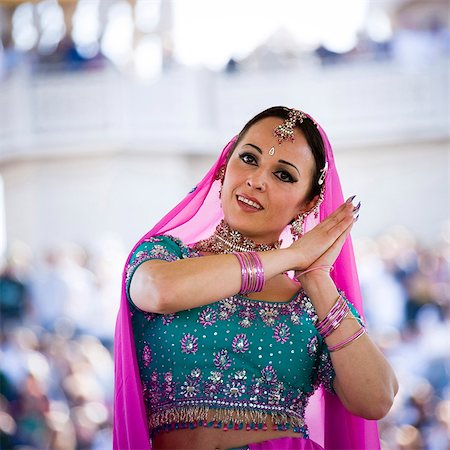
[319,305,350,339]
[233,251,265,295]
[328,327,366,352]
[295,265,333,280]
[316,295,350,339]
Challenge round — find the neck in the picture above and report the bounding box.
[192,220,282,254]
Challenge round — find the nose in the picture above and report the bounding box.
[246,173,266,191]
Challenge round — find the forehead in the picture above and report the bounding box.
[240,116,314,166]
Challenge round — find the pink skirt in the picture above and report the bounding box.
[230,437,324,450]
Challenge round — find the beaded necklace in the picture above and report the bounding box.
[192,220,282,254]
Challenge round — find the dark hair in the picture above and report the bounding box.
[228,106,325,202]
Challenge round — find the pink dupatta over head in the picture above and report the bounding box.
[113,110,381,449]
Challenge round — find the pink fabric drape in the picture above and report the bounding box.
[113,113,381,449]
[248,436,324,449]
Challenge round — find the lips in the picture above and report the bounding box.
[236,194,263,210]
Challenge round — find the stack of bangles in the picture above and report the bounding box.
[316,294,366,352]
[233,251,265,294]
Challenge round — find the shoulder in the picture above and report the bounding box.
[125,235,193,304]
[129,235,194,263]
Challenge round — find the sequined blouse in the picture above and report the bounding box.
[125,235,363,438]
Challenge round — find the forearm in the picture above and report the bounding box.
[130,248,298,314]
[300,273,398,419]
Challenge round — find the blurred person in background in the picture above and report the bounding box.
[114,107,398,450]
[0,241,32,332]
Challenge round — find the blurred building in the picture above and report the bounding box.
[0,0,449,258]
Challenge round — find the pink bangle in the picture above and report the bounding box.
[249,252,265,292]
[316,295,344,332]
[234,252,249,293]
[233,251,265,295]
[319,306,350,339]
[317,296,350,338]
[296,265,333,280]
[328,327,366,352]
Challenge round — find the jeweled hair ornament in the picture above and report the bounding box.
[273,108,307,144]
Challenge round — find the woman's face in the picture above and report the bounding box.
[221,116,317,243]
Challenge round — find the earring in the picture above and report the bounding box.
[290,211,308,239]
[291,186,326,239]
[312,186,325,219]
[215,165,225,198]
[215,165,226,182]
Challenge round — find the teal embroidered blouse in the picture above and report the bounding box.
[125,235,363,437]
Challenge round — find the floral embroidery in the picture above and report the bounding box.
[209,371,223,383]
[232,369,247,381]
[249,382,263,401]
[224,380,246,398]
[142,345,152,367]
[143,312,156,322]
[181,333,198,354]
[126,239,178,277]
[268,383,285,406]
[162,314,176,325]
[148,370,162,404]
[290,312,301,325]
[315,351,335,393]
[205,371,224,397]
[181,376,200,398]
[198,307,217,327]
[214,349,232,370]
[180,369,202,398]
[273,323,290,344]
[205,380,223,397]
[307,336,318,357]
[232,334,249,353]
[299,294,318,324]
[259,306,279,326]
[162,372,176,401]
[238,308,256,328]
[261,365,278,384]
[218,298,237,320]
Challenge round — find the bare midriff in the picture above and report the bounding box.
[151,412,304,450]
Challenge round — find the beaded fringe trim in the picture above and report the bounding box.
[149,406,305,432]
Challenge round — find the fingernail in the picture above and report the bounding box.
[346,195,356,204]
[353,202,361,212]
[354,214,359,222]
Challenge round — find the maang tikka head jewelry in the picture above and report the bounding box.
[273,109,307,144]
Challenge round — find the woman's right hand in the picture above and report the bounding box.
[287,197,358,271]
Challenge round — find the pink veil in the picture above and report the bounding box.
[113,112,380,449]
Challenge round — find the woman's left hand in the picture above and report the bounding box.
[295,215,355,280]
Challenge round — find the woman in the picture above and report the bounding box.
[114,107,398,450]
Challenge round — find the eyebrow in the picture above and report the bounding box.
[243,143,301,176]
[278,159,301,176]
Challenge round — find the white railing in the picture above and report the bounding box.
[0,59,448,160]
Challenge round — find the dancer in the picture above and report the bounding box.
[114,106,398,449]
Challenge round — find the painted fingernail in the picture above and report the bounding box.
[346,195,356,204]
[353,202,361,212]
[354,214,359,222]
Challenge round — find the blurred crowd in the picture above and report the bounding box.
[0,238,123,449]
[0,225,449,449]
[357,225,450,450]
[1,8,449,79]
